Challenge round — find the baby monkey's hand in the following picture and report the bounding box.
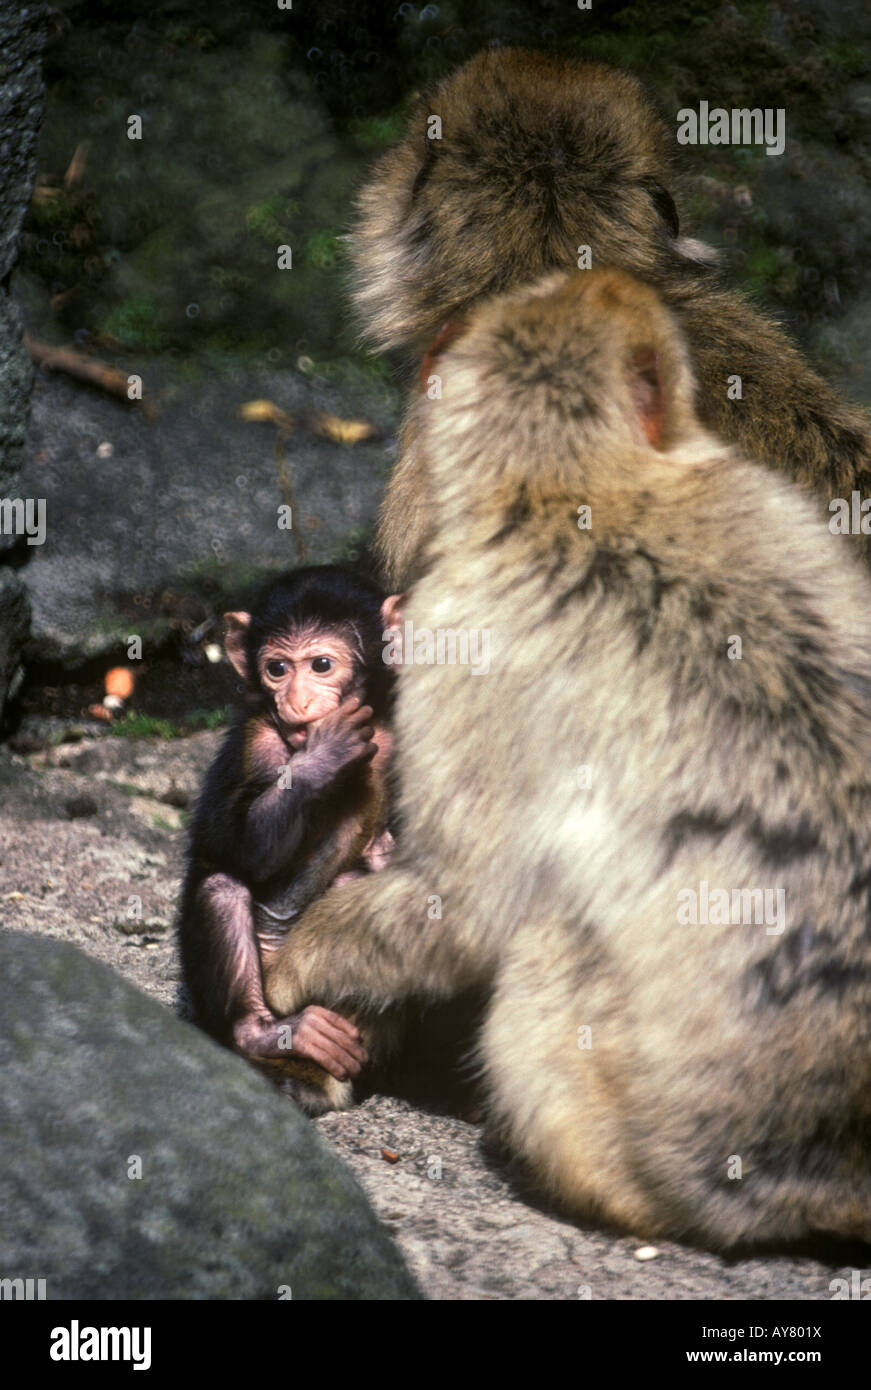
[298,697,377,787]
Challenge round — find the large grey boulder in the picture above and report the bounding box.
[0,5,48,713]
[0,932,422,1300]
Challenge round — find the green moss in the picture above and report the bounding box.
[98,296,168,352]
[349,112,405,151]
[184,707,231,731]
[303,230,342,271]
[245,196,293,245]
[111,713,180,740]
[109,706,230,740]
[741,244,787,300]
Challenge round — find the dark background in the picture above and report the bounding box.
[21,0,871,372]
[10,0,871,731]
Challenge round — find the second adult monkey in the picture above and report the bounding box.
[349,47,871,586]
[179,565,401,1114]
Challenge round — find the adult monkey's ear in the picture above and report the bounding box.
[223,612,251,680]
[381,593,406,631]
[419,319,468,389]
[381,593,407,666]
[625,346,665,449]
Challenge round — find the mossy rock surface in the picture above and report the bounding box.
[0,930,422,1300]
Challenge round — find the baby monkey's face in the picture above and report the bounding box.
[259,623,359,748]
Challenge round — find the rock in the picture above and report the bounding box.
[21,362,396,667]
[0,6,48,286]
[0,4,49,716]
[0,293,33,504]
[0,932,422,1300]
[0,567,29,715]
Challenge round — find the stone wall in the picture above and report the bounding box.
[0,4,49,716]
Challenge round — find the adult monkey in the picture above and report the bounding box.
[263,268,871,1248]
[348,48,871,589]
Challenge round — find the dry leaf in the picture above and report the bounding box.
[310,411,376,446]
[238,399,295,431]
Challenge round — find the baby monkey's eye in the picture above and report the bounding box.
[311,656,333,674]
[265,659,287,679]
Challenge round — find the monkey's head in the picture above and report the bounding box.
[419,267,711,518]
[350,48,714,352]
[223,566,396,747]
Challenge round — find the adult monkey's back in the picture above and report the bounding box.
[265,266,871,1247]
[350,47,871,588]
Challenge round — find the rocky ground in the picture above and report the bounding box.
[1,726,868,1301]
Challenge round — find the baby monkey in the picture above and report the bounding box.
[179,565,400,1112]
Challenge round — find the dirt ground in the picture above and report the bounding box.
[1,726,869,1301]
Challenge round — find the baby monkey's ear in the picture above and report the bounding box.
[223,611,252,680]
